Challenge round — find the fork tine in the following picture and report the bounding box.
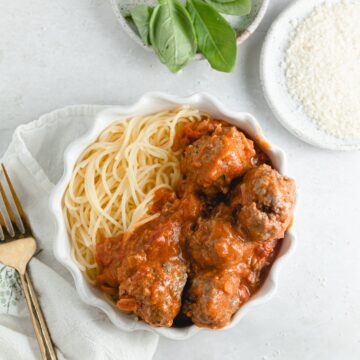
[0,178,15,237]
[0,164,26,235]
[0,211,4,241]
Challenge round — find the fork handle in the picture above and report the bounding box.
[20,270,57,360]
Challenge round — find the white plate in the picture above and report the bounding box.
[50,92,297,340]
[260,0,360,151]
[109,0,269,57]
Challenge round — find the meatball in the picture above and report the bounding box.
[116,217,188,327]
[181,126,255,194]
[189,218,244,269]
[183,269,248,328]
[117,259,187,327]
[231,164,295,242]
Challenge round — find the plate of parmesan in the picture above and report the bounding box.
[260,0,360,151]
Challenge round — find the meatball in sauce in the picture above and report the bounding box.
[184,269,243,329]
[231,164,295,242]
[96,119,295,328]
[181,125,255,195]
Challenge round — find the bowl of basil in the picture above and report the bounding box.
[109,0,268,73]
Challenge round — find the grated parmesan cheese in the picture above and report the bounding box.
[284,1,360,140]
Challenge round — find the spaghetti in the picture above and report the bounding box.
[63,106,205,281]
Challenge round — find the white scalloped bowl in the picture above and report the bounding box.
[50,93,296,340]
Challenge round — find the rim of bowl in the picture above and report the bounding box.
[49,92,297,340]
[109,0,270,60]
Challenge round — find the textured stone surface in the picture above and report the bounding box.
[0,1,359,359]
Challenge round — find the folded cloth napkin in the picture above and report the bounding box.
[0,105,159,360]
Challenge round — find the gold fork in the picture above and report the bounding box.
[0,164,57,360]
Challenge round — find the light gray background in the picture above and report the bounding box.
[1,0,359,359]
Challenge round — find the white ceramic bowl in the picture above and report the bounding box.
[109,0,269,57]
[50,92,296,340]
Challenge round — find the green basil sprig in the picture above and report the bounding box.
[150,0,197,73]
[130,5,153,45]
[128,0,252,73]
[186,0,236,72]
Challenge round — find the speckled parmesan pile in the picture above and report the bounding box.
[284,1,360,140]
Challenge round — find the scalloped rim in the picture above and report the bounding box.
[108,0,269,59]
[49,92,297,340]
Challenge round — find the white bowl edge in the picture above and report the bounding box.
[49,92,297,340]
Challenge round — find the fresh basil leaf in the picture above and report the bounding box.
[130,5,153,46]
[209,0,239,3]
[187,0,236,72]
[150,0,197,72]
[205,0,251,16]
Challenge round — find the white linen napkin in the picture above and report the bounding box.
[0,105,159,360]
